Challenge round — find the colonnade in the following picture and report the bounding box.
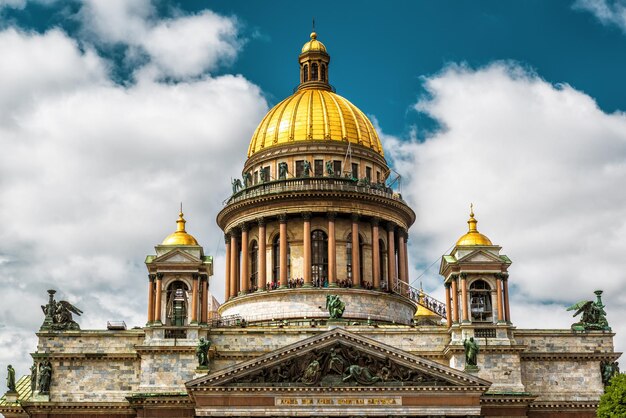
[223,213,411,301]
[444,273,511,327]
[146,273,210,325]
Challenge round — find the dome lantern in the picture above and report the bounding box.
[299,31,331,91]
[455,204,493,246]
[161,207,199,246]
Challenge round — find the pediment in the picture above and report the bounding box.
[187,328,490,389]
[457,249,503,264]
[153,248,200,264]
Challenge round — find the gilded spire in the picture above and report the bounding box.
[467,203,478,233]
[161,205,199,246]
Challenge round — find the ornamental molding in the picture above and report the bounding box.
[520,351,622,361]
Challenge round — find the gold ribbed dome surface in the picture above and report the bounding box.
[456,205,493,246]
[247,88,384,157]
[301,32,326,53]
[162,211,199,246]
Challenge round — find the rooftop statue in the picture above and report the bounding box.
[567,290,611,331]
[40,289,83,331]
[325,160,334,176]
[196,337,211,368]
[278,162,289,179]
[464,337,479,371]
[6,365,16,393]
[231,178,242,194]
[326,294,345,319]
[302,160,311,177]
[242,172,251,188]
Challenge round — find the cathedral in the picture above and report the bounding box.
[0,31,620,418]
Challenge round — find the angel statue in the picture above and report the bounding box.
[326,294,345,319]
[41,290,83,330]
[567,290,610,331]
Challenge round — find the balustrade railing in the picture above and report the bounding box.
[393,281,447,319]
[225,177,403,205]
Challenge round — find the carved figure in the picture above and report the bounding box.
[6,365,15,392]
[30,363,37,393]
[302,160,311,177]
[260,169,266,183]
[464,337,479,368]
[342,364,381,385]
[300,360,321,385]
[328,348,344,375]
[601,360,620,386]
[231,178,242,194]
[41,291,82,331]
[196,337,211,368]
[325,294,345,319]
[567,290,611,331]
[38,360,52,394]
[242,172,252,188]
[325,160,334,176]
[278,162,288,179]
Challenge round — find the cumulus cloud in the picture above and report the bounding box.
[79,0,241,79]
[386,62,626,353]
[574,0,626,33]
[0,26,267,376]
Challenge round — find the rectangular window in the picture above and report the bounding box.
[333,160,342,176]
[376,171,381,183]
[254,170,258,185]
[295,160,304,177]
[262,166,270,182]
[366,166,372,181]
[351,163,359,179]
[314,159,323,177]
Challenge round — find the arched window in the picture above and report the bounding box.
[321,64,326,82]
[249,240,258,292]
[303,64,308,82]
[272,235,290,288]
[166,281,189,326]
[311,230,328,287]
[379,239,387,287]
[469,279,492,322]
[311,63,319,81]
[346,233,363,287]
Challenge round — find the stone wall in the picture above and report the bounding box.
[514,329,615,353]
[521,360,604,401]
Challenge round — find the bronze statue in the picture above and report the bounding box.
[231,178,242,194]
[41,290,82,331]
[242,172,251,188]
[302,160,311,177]
[38,360,52,394]
[463,337,479,369]
[601,360,620,386]
[326,294,345,319]
[196,337,211,368]
[30,363,37,393]
[278,162,288,179]
[567,290,611,331]
[260,169,266,183]
[6,365,16,392]
[325,160,334,176]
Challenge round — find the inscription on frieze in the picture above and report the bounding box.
[275,397,402,406]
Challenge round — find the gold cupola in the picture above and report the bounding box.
[162,210,199,246]
[455,205,493,246]
[246,31,384,158]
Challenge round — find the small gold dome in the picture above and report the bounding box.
[247,88,383,157]
[301,32,327,53]
[162,211,199,246]
[455,205,493,246]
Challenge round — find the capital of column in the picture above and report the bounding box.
[386,222,396,232]
[460,272,468,280]
[370,217,380,227]
[148,274,156,282]
[278,213,288,223]
[327,211,337,221]
[444,282,451,289]
[192,273,199,281]
[302,212,312,221]
[351,213,360,222]
[398,228,408,239]
[156,272,164,280]
[224,233,231,244]
[240,222,249,232]
[257,217,265,226]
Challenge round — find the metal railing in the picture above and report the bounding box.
[225,177,403,206]
[393,280,447,319]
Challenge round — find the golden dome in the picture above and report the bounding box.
[455,205,493,246]
[301,32,327,54]
[247,88,384,157]
[162,210,199,246]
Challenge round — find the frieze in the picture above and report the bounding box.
[275,396,402,406]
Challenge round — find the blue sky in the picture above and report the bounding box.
[0,0,625,376]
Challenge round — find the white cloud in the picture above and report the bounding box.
[386,62,626,354]
[574,0,626,33]
[79,0,241,79]
[0,27,267,377]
